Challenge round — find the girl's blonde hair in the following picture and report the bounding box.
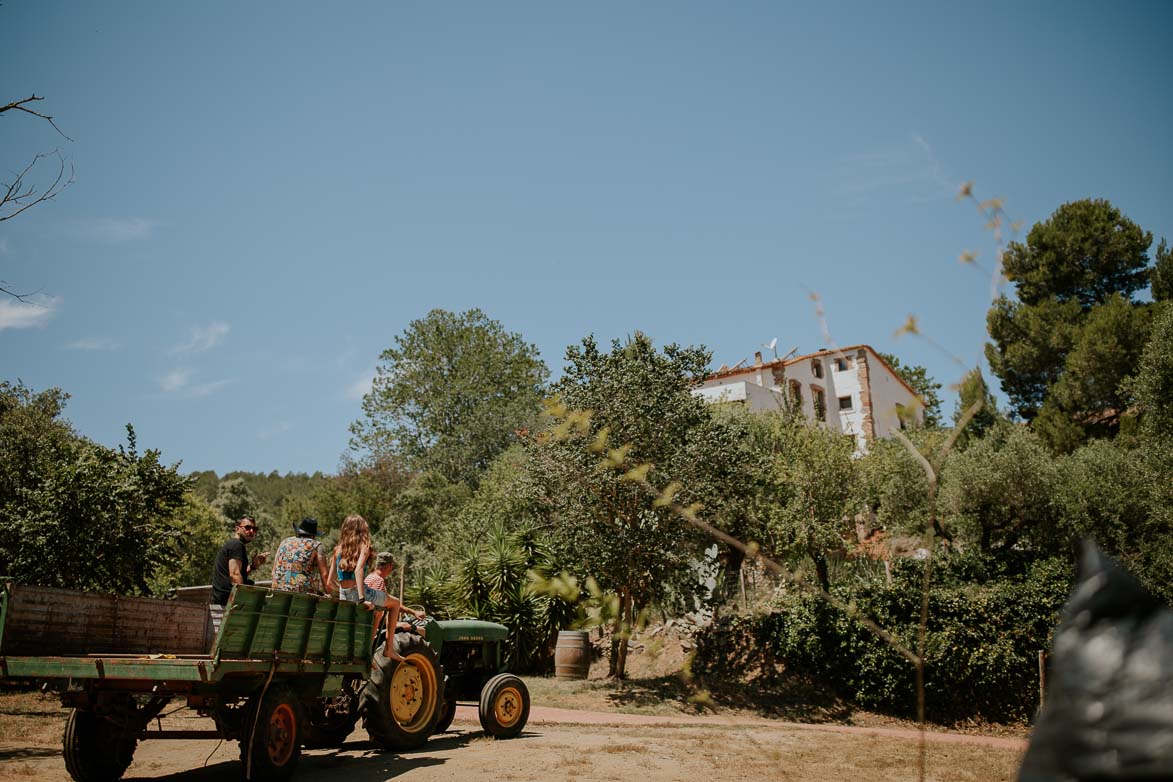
[337,514,371,571]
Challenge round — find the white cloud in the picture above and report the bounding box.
[159,368,192,392]
[158,369,234,398]
[74,217,156,243]
[188,379,234,398]
[66,336,120,351]
[172,321,230,353]
[0,295,61,331]
[347,368,375,401]
[833,134,956,201]
[259,421,292,441]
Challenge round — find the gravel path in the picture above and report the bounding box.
[454,704,1029,750]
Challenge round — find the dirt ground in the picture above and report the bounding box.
[0,692,1025,782]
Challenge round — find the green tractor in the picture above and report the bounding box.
[357,616,531,749]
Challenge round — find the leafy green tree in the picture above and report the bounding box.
[1123,303,1173,599]
[437,445,546,562]
[148,493,228,595]
[985,199,1161,451]
[381,471,473,552]
[854,432,941,539]
[877,352,944,428]
[938,422,1059,554]
[1151,239,1173,303]
[745,407,858,590]
[0,382,189,594]
[952,368,1001,446]
[304,455,410,534]
[527,333,753,677]
[351,308,548,486]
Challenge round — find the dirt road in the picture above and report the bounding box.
[0,705,1025,782]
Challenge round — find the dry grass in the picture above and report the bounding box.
[0,690,69,746]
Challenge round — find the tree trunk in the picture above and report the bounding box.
[813,552,831,592]
[611,591,633,679]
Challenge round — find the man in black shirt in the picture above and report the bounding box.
[211,516,267,606]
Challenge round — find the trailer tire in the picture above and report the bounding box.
[240,685,302,782]
[361,631,443,750]
[63,707,137,782]
[478,673,529,739]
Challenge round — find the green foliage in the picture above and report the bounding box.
[382,471,473,551]
[1122,303,1173,600]
[437,445,545,561]
[147,493,227,594]
[527,333,753,675]
[740,407,858,590]
[939,422,1059,554]
[854,433,939,538]
[1151,239,1173,303]
[693,554,1073,722]
[0,382,189,595]
[985,199,1158,451]
[351,308,548,486]
[408,525,577,673]
[876,352,944,428]
[953,368,1001,446]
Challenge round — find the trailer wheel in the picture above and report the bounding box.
[63,707,137,782]
[478,674,529,739]
[240,685,302,782]
[302,675,363,748]
[433,697,458,734]
[362,631,443,750]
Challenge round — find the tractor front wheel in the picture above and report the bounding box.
[478,674,529,739]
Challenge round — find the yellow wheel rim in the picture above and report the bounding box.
[389,653,437,732]
[493,686,523,729]
[267,703,297,766]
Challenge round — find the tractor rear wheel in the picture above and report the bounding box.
[361,631,443,750]
[478,673,529,739]
[433,697,458,734]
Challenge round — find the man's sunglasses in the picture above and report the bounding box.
[241,525,257,532]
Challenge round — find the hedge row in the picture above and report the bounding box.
[693,554,1073,723]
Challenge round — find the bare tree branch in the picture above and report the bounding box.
[1,149,75,223]
[0,95,73,141]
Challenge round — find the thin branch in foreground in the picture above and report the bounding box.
[0,95,74,141]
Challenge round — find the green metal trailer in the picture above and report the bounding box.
[0,581,443,782]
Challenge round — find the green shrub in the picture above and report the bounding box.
[694,553,1073,723]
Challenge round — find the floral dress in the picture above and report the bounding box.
[271,536,322,594]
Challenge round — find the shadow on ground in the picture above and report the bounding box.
[0,746,61,760]
[130,729,543,782]
[603,672,853,723]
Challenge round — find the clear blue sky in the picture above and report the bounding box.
[3,1,1170,475]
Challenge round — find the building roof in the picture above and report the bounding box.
[704,344,922,401]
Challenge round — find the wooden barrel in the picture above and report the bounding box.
[554,630,592,680]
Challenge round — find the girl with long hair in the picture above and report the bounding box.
[328,514,423,657]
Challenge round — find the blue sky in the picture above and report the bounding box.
[3,1,1170,475]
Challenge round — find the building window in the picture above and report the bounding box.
[811,359,824,379]
[838,395,853,411]
[812,386,826,421]
[788,380,803,408]
[834,357,852,372]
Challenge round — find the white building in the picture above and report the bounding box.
[694,344,924,454]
